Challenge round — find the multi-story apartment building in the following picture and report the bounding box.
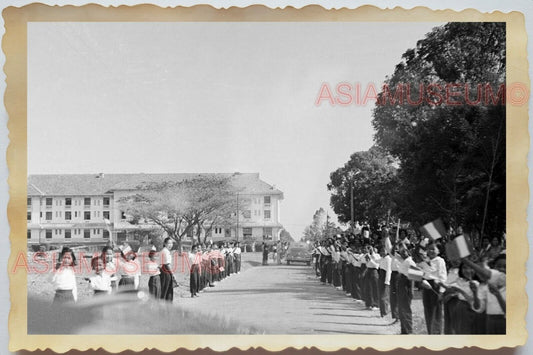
[27,173,284,246]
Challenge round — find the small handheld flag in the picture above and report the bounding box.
[419,218,447,240]
[445,235,472,261]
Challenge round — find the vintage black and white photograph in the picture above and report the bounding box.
[21,17,509,338]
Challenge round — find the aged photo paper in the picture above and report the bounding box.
[3,3,529,353]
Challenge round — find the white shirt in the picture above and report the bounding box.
[444,267,460,286]
[366,253,381,269]
[234,247,242,255]
[161,248,172,266]
[488,269,506,288]
[189,252,202,265]
[452,278,478,302]
[399,256,416,276]
[119,259,141,277]
[332,251,340,263]
[144,260,160,276]
[353,253,362,267]
[52,267,78,302]
[89,273,111,293]
[378,255,392,285]
[419,256,447,283]
[474,283,506,315]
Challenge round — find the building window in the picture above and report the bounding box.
[84,211,91,220]
[264,210,271,219]
[121,211,126,220]
[46,198,52,206]
[45,230,52,239]
[65,198,71,206]
[84,197,91,206]
[243,210,251,219]
[264,196,271,204]
[27,198,31,206]
[103,211,110,220]
[225,228,231,237]
[263,227,273,236]
[84,229,90,238]
[243,228,252,238]
[27,212,31,221]
[103,197,110,206]
[46,212,52,220]
[65,211,71,220]
[65,230,71,239]
[103,230,109,239]
[27,230,31,239]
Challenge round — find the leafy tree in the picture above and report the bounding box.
[280,229,294,243]
[302,208,326,242]
[119,176,242,250]
[302,207,339,242]
[372,22,505,238]
[328,146,398,230]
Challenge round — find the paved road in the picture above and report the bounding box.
[180,263,401,334]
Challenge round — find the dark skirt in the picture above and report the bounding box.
[487,314,506,334]
[398,274,413,334]
[160,264,174,302]
[148,275,161,299]
[378,269,390,317]
[190,264,200,295]
[53,289,74,304]
[119,277,135,287]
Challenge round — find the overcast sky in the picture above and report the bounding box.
[28,22,441,239]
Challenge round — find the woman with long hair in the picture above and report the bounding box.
[51,247,78,304]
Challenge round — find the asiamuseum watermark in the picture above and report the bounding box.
[12,251,226,275]
[315,82,528,107]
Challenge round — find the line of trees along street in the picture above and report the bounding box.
[329,22,506,241]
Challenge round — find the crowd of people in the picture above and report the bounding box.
[311,226,506,335]
[50,238,245,304]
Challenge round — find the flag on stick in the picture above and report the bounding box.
[445,235,472,261]
[419,218,447,240]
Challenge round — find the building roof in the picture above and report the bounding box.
[27,173,284,197]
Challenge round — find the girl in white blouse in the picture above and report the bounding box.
[51,247,78,304]
[160,237,175,302]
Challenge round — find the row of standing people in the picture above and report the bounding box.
[312,232,506,335]
[50,238,243,304]
[187,241,242,298]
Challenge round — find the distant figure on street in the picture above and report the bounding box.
[262,242,269,265]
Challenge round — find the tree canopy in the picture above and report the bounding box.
[119,176,242,249]
[370,22,505,236]
[328,146,398,230]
